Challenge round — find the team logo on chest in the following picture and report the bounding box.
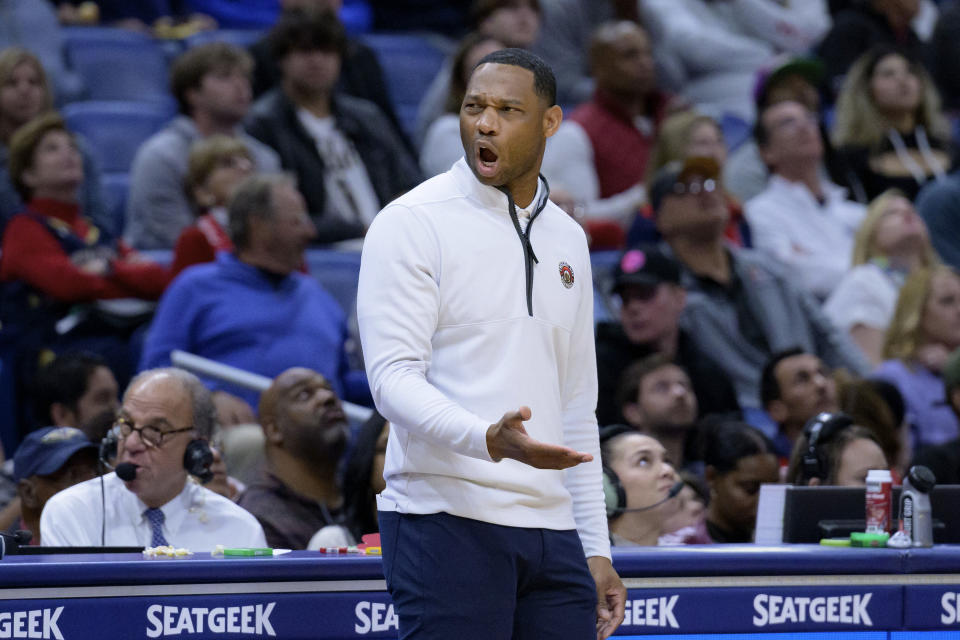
[559,261,575,289]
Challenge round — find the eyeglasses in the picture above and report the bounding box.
[671,178,717,197]
[114,418,193,448]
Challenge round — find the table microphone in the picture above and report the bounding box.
[620,481,684,513]
[115,463,139,481]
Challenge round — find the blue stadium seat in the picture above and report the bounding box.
[100,172,130,239]
[64,31,170,103]
[184,29,266,50]
[305,249,362,317]
[63,101,174,174]
[590,250,621,324]
[340,0,374,35]
[358,33,451,140]
[720,112,752,152]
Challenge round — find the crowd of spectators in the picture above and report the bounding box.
[3,0,960,551]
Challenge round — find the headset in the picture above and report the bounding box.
[800,411,855,483]
[603,465,683,519]
[98,427,215,545]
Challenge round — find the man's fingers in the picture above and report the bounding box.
[526,442,593,469]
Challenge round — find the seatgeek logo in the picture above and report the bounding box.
[622,596,680,629]
[0,608,64,639]
[354,602,398,634]
[145,603,276,637]
[753,593,873,627]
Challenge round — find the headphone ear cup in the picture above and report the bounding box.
[183,439,214,484]
[602,466,626,518]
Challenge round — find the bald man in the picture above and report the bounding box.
[236,367,356,549]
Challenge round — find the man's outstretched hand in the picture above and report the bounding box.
[486,406,593,469]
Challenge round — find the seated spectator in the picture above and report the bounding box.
[875,265,960,449]
[700,420,780,543]
[420,32,504,178]
[636,110,746,248]
[250,1,407,148]
[746,100,867,299]
[640,0,829,121]
[817,0,927,101]
[341,410,388,540]
[31,351,119,439]
[650,157,870,411]
[246,10,421,244]
[41,368,266,549]
[0,113,170,389]
[170,136,254,276]
[760,349,840,460]
[786,412,889,486]
[0,47,107,233]
[616,355,698,471]
[12,426,98,544]
[832,45,951,202]
[837,375,910,479]
[140,174,361,411]
[912,347,960,484]
[595,245,740,427]
[726,55,863,204]
[824,190,937,364]
[0,0,84,103]
[544,21,669,238]
[238,367,355,549]
[415,0,541,147]
[126,42,280,250]
[600,426,679,547]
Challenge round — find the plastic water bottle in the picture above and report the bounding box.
[900,465,936,547]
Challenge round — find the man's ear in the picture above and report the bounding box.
[261,418,283,446]
[543,104,562,139]
[621,403,645,430]
[18,479,40,510]
[807,476,821,487]
[49,402,77,428]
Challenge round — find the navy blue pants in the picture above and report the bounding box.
[378,511,597,640]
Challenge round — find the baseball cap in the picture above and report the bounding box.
[648,156,721,215]
[754,55,824,107]
[612,245,681,294]
[13,426,98,483]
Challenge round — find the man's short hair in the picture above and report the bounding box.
[474,47,556,106]
[759,347,806,408]
[170,42,253,115]
[32,352,109,428]
[125,368,216,440]
[615,353,674,414]
[268,8,347,62]
[227,173,295,250]
[7,111,71,201]
[470,0,540,27]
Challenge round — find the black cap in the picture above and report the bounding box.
[612,245,681,294]
[907,465,936,493]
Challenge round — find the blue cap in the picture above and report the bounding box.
[13,427,97,483]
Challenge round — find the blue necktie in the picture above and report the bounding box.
[143,508,169,547]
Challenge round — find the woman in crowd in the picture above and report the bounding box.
[874,265,960,449]
[600,426,680,547]
[0,47,108,232]
[632,110,748,247]
[837,375,910,481]
[419,32,504,178]
[832,45,952,202]
[700,420,779,543]
[0,113,169,383]
[824,189,939,365]
[786,413,889,486]
[170,135,254,276]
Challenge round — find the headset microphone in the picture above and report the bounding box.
[115,463,139,481]
[619,481,685,513]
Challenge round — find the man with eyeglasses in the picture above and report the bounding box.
[745,100,867,300]
[40,368,266,550]
[651,156,870,419]
[595,244,739,427]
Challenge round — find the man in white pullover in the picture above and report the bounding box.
[357,49,625,639]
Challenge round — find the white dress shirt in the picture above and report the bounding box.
[745,174,866,299]
[40,472,266,550]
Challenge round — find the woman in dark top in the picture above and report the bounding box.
[832,45,952,202]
